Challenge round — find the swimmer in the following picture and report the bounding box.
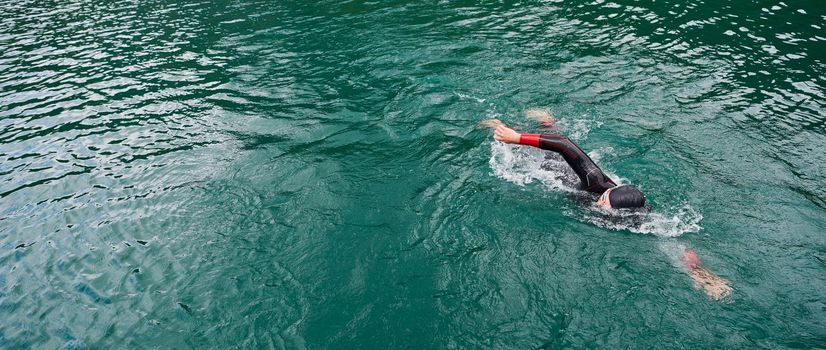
[485,114,732,300]
[483,117,646,209]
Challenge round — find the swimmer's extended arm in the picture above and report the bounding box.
[494,125,575,157]
[494,123,616,192]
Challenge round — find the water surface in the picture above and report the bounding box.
[1,0,825,348]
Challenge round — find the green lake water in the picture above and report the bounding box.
[1,0,825,348]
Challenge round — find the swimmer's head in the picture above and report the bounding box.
[596,185,646,209]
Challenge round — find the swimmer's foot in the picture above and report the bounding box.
[524,108,556,126]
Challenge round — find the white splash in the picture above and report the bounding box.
[657,240,691,269]
[455,92,486,103]
[584,204,703,237]
[558,118,602,141]
[489,141,579,193]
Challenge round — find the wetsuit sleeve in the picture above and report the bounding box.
[518,134,541,147]
[518,133,575,157]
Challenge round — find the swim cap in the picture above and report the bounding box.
[608,185,646,208]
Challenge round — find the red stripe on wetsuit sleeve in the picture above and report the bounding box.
[518,134,541,147]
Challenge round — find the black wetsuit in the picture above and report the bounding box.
[518,133,617,194]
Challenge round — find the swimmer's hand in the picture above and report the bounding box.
[494,124,521,144]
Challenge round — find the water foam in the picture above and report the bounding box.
[583,204,703,237]
[489,141,579,193]
[455,92,486,103]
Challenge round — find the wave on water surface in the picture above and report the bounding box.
[488,128,702,238]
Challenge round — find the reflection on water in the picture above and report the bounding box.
[1,0,824,348]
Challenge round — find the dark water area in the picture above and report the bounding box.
[1,0,825,348]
